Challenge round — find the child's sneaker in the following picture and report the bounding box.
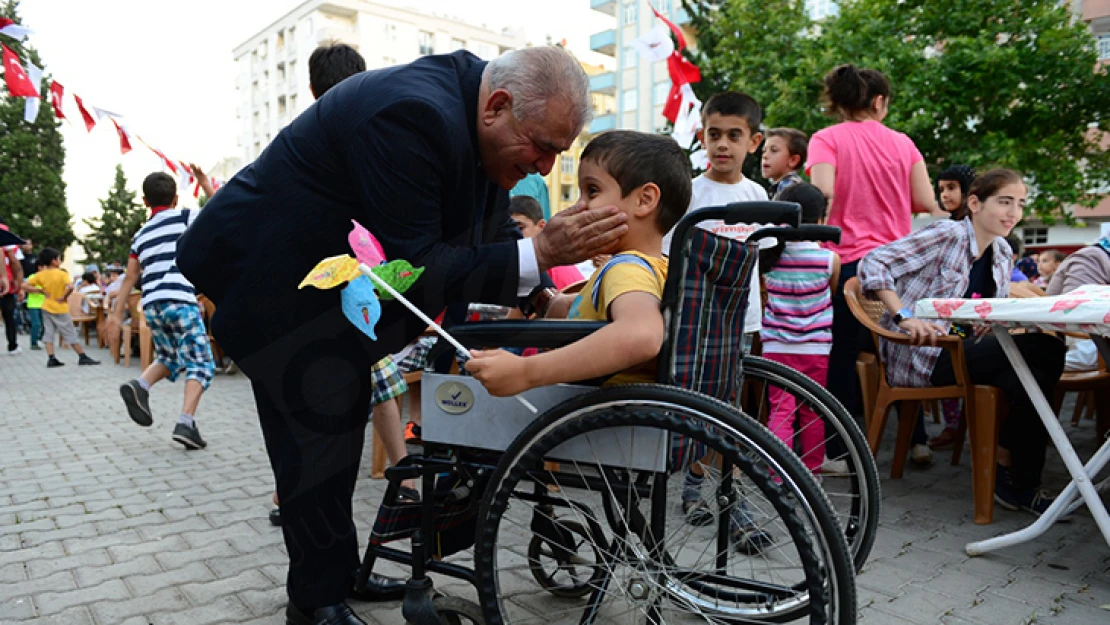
[994,480,1055,516]
[7,347,22,355]
[404,422,422,443]
[120,380,153,427]
[30,343,42,350]
[172,422,207,450]
[681,499,714,527]
[820,456,850,476]
[46,356,64,368]
[728,496,774,555]
[78,354,100,366]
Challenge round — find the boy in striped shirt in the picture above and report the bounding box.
[107,171,216,450]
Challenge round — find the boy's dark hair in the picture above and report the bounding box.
[38,248,60,267]
[580,130,692,235]
[508,196,544,224]
[142,173,177,207]
[823,64,891,120]
[1004,233,1024,258]
[1041,249,1066,263]
[760,183,829,274]
[309,42,366,97]
[765,128,808,169]
[81,272,96,284]
[702,91,763,133]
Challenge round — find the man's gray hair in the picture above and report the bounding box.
[484,46,593,130]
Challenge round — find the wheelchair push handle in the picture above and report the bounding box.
[748,224,842,246]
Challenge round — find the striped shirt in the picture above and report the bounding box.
[760,242,835,355]
[857,218,1012,387]
[130,208,199,308]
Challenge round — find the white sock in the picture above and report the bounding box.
[178,413,194,428]
[137,378,151,391]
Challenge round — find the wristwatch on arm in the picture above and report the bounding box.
[891,307,914,326]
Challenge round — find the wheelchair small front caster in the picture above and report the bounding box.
[429,595,484,625]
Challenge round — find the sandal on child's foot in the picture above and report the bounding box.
[927,428,958,450]
[681,499,714,527]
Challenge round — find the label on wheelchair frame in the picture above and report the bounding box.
[434,382,475,414]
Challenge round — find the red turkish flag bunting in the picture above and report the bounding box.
[48,81,64,119]
[0,17,33,40]
[72,94,97,132]
[110,118,132,154]
[2,43,38,97]
[650,4,687,51]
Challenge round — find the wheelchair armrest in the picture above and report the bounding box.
[426,320,609,361]
[749,225,842,246]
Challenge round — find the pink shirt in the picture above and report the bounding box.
[547,264,585,291]
[806,120,923,263]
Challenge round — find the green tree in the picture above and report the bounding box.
[0,0,73,250]
[81,165,145,267]
[682,0,1110,220]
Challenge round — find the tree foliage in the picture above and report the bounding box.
[0,0,73,249]
[81,164,145,267]
[681,0,1110,220]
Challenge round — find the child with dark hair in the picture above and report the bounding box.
[23,248,100,367]
[759,183,838,475]
[937,164,975,220]
[508,196,585,290]
[467,130,690,389]
[762,128,808,199]
[1035,249,1066,288]
[309,41,367,98]
[107,171,215,450]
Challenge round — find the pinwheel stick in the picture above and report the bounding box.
[357,263,538,414]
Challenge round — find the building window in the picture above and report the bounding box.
[652,81,670,106]
[288,26,295,44]
[277,30,286,51]
[276,63,286,83]
[1099,35,1110,61]
[561,184,573,202]
[623,0,637,25]
[622,89,638,112]
[384,23,396,40]
[277,95,287,118]
[560,155,574,174]
[419,31,435,56]
[1023,227,1048,245]
[289,94,297,113]
[451,38,466,51]
[656,0,671,14]
[622,46,637,68]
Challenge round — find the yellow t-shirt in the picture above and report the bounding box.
[26,267,71,314]
[568,251,668,386]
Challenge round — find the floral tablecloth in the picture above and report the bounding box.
[915,284,1110,334]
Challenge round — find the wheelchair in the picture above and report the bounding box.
[356,202,877,624]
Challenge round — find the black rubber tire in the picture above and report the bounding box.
[433,595,485,625]
[741,355,882,572]
[475,384,856,625]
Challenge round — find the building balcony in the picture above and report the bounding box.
[588,113,616,134]
[1083,0,1110,23]
[589,72,616,96]
[590,29,616,56]
[675,6,692,25]
[590,0,616,16]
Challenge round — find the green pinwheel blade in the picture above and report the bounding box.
[370,260,425,300]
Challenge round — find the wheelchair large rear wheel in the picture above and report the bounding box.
[475,385,855,625]
[739,355,881,571]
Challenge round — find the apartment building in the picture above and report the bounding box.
[233,0,524,163]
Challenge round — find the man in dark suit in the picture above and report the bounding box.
[177,46,625,625]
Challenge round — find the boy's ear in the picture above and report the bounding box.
[537,219,547,229]
[634,182,662,218]
[142,196,152,208]
[788,152,802,171]
[749,131,764,154]
[171,194,179,208]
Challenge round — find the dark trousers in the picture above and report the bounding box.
[1,294,16,351]
[249,340,373,611]
[826,260,870,457]
[28,308,42,346]
[930,333,1066,491]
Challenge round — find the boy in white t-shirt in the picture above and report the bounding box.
[664,91,775,554]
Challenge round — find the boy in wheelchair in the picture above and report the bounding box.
[465,130,687,394]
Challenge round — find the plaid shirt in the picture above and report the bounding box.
[857,218,1012,387]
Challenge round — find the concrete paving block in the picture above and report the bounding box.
[0,570,76,600]
[29,605,96,625]
[74,554,161,588]
[107,534,188,562]
[237,585,287,617]
[34,578,131,616]
[25,549,111,580]
[0,596,35,621]
[90,587,188,623]
[125,560,215,597]
[181,569,273,605]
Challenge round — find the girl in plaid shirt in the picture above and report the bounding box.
[858,169,1066,516]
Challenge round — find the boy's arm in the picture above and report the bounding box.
[191,164,217,200]
[108,257,142,322]
[466,292,664,396]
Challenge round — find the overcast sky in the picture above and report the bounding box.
[16,0,612,236]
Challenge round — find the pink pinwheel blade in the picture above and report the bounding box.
[349,220,387,266]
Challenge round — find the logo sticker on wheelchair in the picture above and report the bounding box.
[435,383,474,414]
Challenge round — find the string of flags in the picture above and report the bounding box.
[0,19,224,198]
[629,4,708,169]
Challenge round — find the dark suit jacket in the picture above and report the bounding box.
[177,51,522,382]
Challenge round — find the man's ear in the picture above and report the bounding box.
[482,89,513,127]
[749,132,764,154]
[635,182,661,218]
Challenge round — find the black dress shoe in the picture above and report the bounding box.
[348,572,406,602]
[286,601,367,625]
[269,507,282,526]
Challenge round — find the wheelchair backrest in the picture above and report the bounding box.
[656,201,802,405]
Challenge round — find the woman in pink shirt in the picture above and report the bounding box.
[806,64,940,468]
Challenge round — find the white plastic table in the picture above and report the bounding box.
[916,284,1110,555]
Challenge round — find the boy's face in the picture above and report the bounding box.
[576,160,657,240]
[761,136,799,182]
[1038,253,1060,277]
[699,113,761,177]
[938,180,963,213]
[510,214,545,239]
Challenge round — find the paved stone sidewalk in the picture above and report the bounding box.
[1,343,1108,624]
